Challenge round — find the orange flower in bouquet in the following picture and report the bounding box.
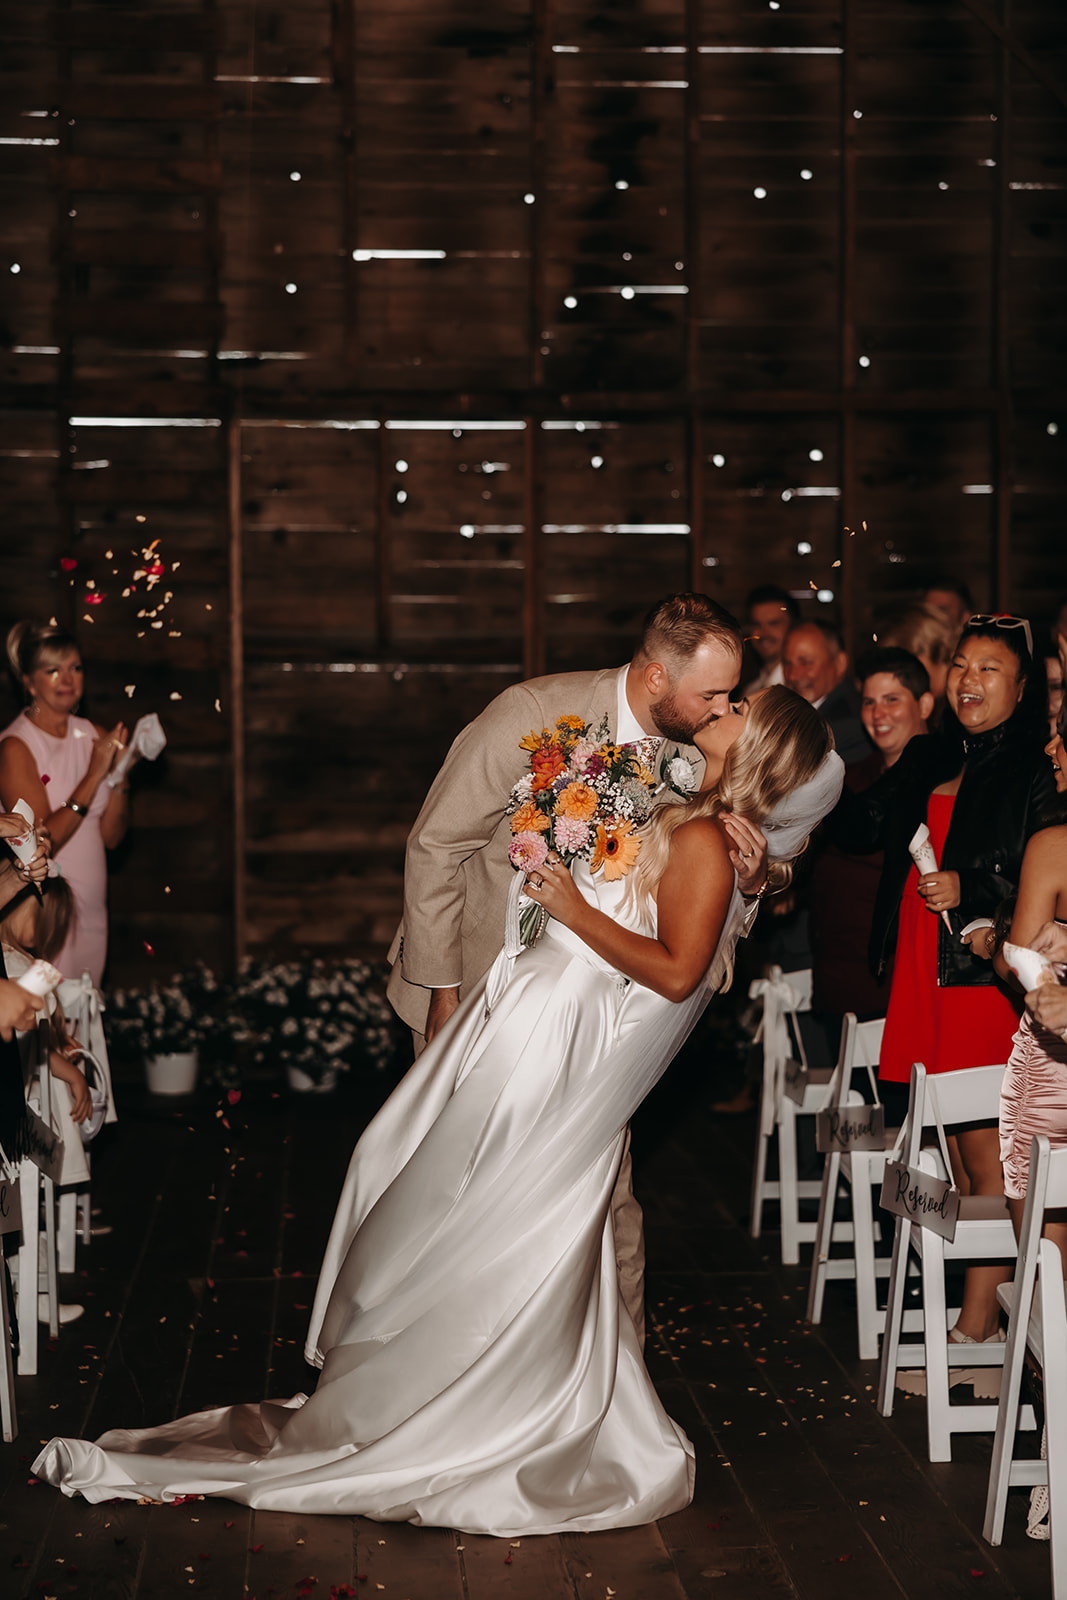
[530,744,567,791]
[510,800,551,835]
[554,781,599,822]
[590,819,641,881]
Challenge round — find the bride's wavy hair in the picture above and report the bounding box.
[625,686,834,911]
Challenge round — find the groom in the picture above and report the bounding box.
[387,592,765,1343]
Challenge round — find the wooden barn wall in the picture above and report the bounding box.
[0,0,1065,978]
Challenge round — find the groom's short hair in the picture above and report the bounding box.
[637,592,743,672]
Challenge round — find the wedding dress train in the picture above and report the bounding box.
[34,869,747,1535]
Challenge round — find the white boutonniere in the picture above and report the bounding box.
[659,748,699,797]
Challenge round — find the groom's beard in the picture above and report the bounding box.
[649,692,718,746]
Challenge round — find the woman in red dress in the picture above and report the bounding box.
[832,616,1053,1369]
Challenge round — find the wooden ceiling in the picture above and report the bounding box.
[1,0,1065,977]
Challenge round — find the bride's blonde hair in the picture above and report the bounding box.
[625,686,834,909]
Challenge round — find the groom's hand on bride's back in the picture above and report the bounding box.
[721,815,768,897]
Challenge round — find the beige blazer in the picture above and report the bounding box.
[388,666,679,1033]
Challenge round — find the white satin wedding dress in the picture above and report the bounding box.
[35,866,748,1535]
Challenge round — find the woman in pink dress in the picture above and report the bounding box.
[971,703,1067,1260]
[0,620,135,986]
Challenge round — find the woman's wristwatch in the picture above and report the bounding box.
[64,798,88,817]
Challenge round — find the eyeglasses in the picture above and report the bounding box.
[962,613,1034,659]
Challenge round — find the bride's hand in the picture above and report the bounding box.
[720,814,768,896]
[525,855,584,927]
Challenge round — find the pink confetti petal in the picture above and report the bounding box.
[227,1089,242,1105]
[41,774,50,784]
[143,941,155,955]
[60,558,77,572]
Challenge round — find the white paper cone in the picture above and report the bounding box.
[908,822,952,931]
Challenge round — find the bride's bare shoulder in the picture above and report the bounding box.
[671,813,732,864]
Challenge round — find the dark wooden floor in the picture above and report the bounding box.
[0,1033,1052,1600]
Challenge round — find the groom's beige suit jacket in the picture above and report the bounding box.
[388,666,637,1034]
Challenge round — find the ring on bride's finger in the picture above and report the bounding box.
[529,875,543,890]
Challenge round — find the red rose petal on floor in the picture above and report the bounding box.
[143,941,154,955]
[504,1553,513,1565]
[227,1089,242,1105]
[250,1543,264,1553]
[60,558,77,571]
[971,1571,985,1579]
[225,1520,234,1528]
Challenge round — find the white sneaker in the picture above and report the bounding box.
[37,1295,84,1326]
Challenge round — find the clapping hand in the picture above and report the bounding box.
[88,721,128,782]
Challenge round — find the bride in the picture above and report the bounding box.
[34,686,843,1535]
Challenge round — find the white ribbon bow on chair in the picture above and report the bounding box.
[748,972,809,1138]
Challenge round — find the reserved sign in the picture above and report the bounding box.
[816,1103,885,1154]
[0,1171,21,1237]
[25,1108,63,1184]
[879,1159,960,1243]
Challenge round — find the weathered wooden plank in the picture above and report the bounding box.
[55,156,223,193]
[52,11,219,52]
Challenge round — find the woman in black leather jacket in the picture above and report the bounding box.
[830,615,1054,1360]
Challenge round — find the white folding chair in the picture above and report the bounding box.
[748,968,839,1264]
[984,1135,1067,1594]
[56,972,116,1268]
[15,1018,60,1375]
[805,1014,914,1359]
[878,1061,1030,1462]
[0,1149,19,1441]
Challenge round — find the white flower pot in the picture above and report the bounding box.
[145,1051,199,1095]
[286,1063,339,1095]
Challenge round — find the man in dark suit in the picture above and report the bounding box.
[782,620,872,768]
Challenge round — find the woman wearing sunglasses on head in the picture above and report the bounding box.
[830,614,1055,1383]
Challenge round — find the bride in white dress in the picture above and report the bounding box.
[34,687,843,1536]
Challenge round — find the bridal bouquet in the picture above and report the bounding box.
[506,715,661,889]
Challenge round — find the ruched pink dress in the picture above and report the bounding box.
[0,711,109,986]
[1000,1008,1067,1200]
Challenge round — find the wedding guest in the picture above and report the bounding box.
[781,620,872,767]
[740,584,799,696]
[810,648,933,1033]
[387,592,769,1346]
[923,575,972,634]
[880,603,959,715]
[0,817,49,1177]
[1045,650,1064,740]
[0,620,137,986]
[832,615,1054,1381]
[0,878,94,1165]
[966,706,1067,1260]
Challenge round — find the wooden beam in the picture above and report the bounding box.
[956,0,1067,119]
[227,414,247,968]
[992,6,1013,612]
[522,416,537,678]
[837,0,858,661]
